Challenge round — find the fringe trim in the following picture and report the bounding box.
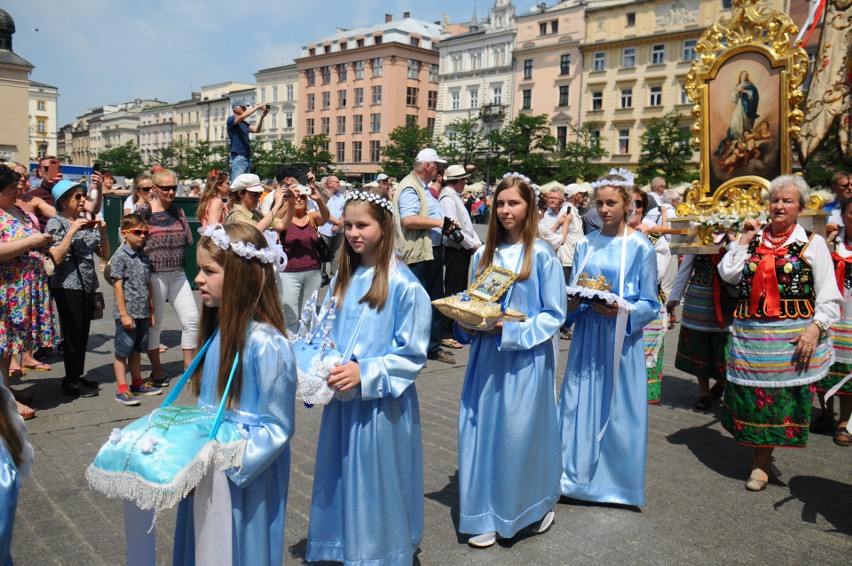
[727,366,833,388]
[85,439,246,512]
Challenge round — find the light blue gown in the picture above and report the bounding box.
[559,231,659,507]
[0,442,19,566]
[305,261,430,566]
[173,323,297,565]
[458,240,567,538]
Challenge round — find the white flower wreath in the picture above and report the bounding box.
[345,190,394,213]
[590,167,635,190]
[198,225,288,271]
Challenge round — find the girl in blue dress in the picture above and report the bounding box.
[457,174,567,548]
[1,383,33,566]
[173,222,297,565]
[305,188,430,565]
[558,170,660,507]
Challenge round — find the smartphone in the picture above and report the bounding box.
[47,158,60,181]
[92,163,101,174]
[81,220,99,230]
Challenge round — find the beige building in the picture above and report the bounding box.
[255,64,299,148]
[512,1,587,151]
[0,9,34,163]
[296,13,442,180]
[29,80,59,160]
[138,104,175,164]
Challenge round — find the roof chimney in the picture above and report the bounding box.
[385,14,392,23]
[403,12,410,19]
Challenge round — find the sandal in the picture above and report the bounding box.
[694,395,713,411]
[834,424,852,447]
[16,401,36,421]
[23,362,52,372]
[8,368,25,378]
[441,338,463,349]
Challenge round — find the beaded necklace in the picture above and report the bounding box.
[761,223,796,249]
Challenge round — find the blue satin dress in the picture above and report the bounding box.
[305,262,430,566]
[1,442,19,566]
[173,323,297,565]
[458,240,567,538]
[559,231,659,507]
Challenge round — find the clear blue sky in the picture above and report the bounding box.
[10,0,536,125]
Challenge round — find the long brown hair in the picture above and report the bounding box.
[476,175,538,281]
[0,399,24,469]
[593,173,635,227]
[332,188,396,312]
[197,170,230,223]
[192,223,287,408]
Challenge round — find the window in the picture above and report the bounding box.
[285,112,293,129]
[623,47,636,68]
[469,88,478,108]
[272,86,279,102]
[620,88,632,108]
[452,55,462,73]
[408,59,421,79]
[337,116,346,134]
[558,85,569,107]
[540,20,558,35]
[373,35,382,45]
[560,54,571,75]
[557,126,567,151]
[649,85,662,106]
[370,113,381,132]
[551,20,559,34]
[591,91,603,111]
[372,58,383,77]
[523,59,533,80]
[427,117,435,133]
[321,117,330,134]
[306,69,315,86]
[494,46,505,66]
[651,44,666,65]
[410,37,420,47]
[340,41,347,50]
[354,87,364,106]
[470,51,481,70]
[353,114,363,133]
[492,86,502,104]
[336,142,346,163]
[407,87,419,107]
[309,48,315,56]
[522,89,532,109]
[539,22,548,36]
[37,100,46,111]
[322,91,331,109]
[682,39,697,62]
[306,118,315,135]
[427,90,438,110]
[338,63,348,81]
[451,90,460,110]
[593,52,606,71]
[352,141,362,162]
[406,115,417,126]
[355,61,365,79]
[590,130,601,148]
[324,45,330,54]
[338,89,347,108]
[356,38,364,48]
[306,93,315,111]
[680,83,690,105]
[321,66,331,84]
[370,140,381,162]
[37,119,46,133]
[371,85,382,105]
[626,13,636,27]
[618,129,630,153]
[287,85,294,101]
[271,114,277,130]
[430,64,439,82]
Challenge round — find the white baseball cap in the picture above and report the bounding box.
[230,173,265,193]
[415,148,446,164]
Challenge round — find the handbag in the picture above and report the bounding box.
[291,290,367,405]
[308,215,335,263]
[85,334,247,512]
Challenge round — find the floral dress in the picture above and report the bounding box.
[0,207,57,357]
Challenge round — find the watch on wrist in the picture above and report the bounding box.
[811,319,827,333]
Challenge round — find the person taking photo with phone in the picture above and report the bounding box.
[227,100,269,178]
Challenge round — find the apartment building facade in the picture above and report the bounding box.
[295,13,442,180]
[255,64,299,148]
[28,80,59,160]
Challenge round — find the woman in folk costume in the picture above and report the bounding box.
[456,174,566,548]
[718,176,842,491]
[813,197,852,446]
[558,169,660,507]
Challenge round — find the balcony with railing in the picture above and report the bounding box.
[480,103,506,123]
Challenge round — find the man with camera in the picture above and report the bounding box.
[227,100,269,178]
[392,148,461,364]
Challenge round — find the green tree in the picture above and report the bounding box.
[146,144,178,171]
[440,115,484,167]
[381,122,433,179]
[96,140,145,178]
[297,134,335,177]
[799,119,852,188]
[183,141,227,179]
[637,111,695,184]
[253,139,301,180]
[555,120,610,182]
[491,114,558,182]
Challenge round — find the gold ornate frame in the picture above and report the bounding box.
[680,0,809,217]
[469,265,518,303]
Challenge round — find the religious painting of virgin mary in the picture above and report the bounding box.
[707,50,782,192]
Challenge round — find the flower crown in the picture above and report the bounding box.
[590,168,635,190]
[198,224,288,271]
[501,172,541,197]
[345,190,394,214]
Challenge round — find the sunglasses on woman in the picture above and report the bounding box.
[156,185,178,193]
[633,200,644,208]
[138,186,153,192]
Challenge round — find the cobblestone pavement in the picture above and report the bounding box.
[9,277,851,565]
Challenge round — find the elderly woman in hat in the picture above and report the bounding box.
[46,179,110,397]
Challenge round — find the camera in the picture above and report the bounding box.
[264,104,271,111]
[442,217,464,244]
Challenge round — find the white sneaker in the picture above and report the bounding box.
[528,510,555,534]
[468,532,497,548]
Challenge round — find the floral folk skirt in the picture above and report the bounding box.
[674,326,729,382]
[815,362,852,396]
[721,382,815,448]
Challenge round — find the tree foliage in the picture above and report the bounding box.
[439,115,484,167]
[253,139,301,180]
[489,114,557,182]
[298,134,335,178]
[380,122,433,179]
[637,111,695,184]
[799,119,852,188]
[555,120,610,182]
[96,141,145,178]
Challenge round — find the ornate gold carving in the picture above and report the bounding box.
[576,273,612,292]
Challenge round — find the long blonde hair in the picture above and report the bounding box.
[476,175,538,281]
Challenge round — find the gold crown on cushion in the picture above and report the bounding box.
[577,273,612,292]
